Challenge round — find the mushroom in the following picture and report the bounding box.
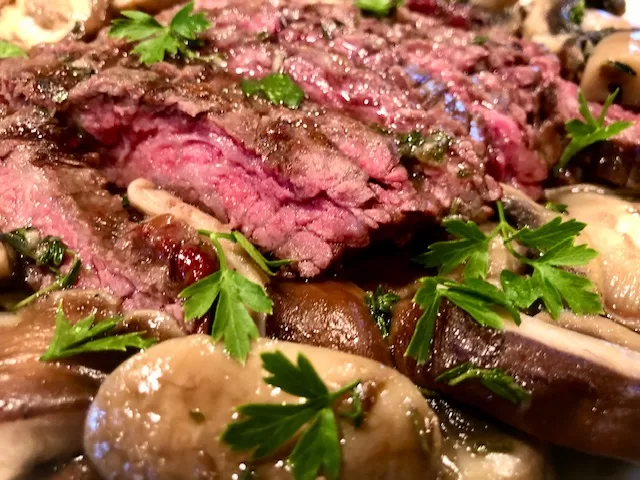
[431,398,551,480]
[0,291,120,480]
[127,179,267,288]
[84,336,442,479]
[470,0,518,12]
[390,298,640,462]
[580,30,640,108]
[267,280,393,365]
[0,0,109,48]
[544,185,640,331]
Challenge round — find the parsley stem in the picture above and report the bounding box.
[207,234,228,271]
[12,256,81,310]
[329,379,362,403]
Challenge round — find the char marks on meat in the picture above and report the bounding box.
[0,0,638,276]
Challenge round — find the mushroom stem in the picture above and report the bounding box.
[127,179,268,287]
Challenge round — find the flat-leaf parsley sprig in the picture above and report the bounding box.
[557,89,633,171]
[41,302,156,361]
[408,201,603,363]
[109,2,211,65]
[0,40,27,59]
[179,230,289,363]
[221,350,362,480]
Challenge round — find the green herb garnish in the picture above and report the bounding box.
[0,40,27,59]
[364,285,400,338]
[221,350,361,480]
[180,231,288,363]
[569,0,585,25]
[407,276,521,364]
[356,0,403,16]
[1,228,83,309]
[436,362,530,404]
[544,202,568,214]
[241,73,305,109]
[408,202,602,363]
[472,35,489,46]
[398,130,452,164]
[109,2,211,65]
[40,302,156,361]
[557,89,633,170]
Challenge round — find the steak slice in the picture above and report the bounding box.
[0,109,217,320]
[66,67,499,276]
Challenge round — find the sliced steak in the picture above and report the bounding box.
[67,67,499,276]
[0,109,217,319]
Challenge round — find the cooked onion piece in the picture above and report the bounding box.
[581,31,640,108]
[85,336,442,479]
[127,178,267,287]
[0,0,108,47]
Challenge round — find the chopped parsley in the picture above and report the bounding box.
[408,202,602,363]
[221,350,361,480]
[179,231,288,363]
[41,302,156,361]
[544,202,568,214]
[472,35,489,46]
[436,362,530,404]
[569,0,585,25]
[398,130,452,164]
[241,73,305,109]
[0,40,27,59]
[364,285,400,337]
[356,0,403,16]
[557,89,633,171]
[109,2,211,65]
[1,228,82,309]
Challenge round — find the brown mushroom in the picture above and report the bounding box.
[84,336,442,479]
[266,280,393,365]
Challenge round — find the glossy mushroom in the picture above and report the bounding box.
[266,280,393,365]
[580,31,640,108]
[0,0,109,48]
[84,336,442,479]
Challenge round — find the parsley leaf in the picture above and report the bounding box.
[356,0,404,16]
[557,89,633,170]
[436,362,530,404]
[0,40,27,59]
[544,202,568,214]
[109,2,211,65]
[516,217,586,251]
[41,302,156,361]
[407,277,520,364]
[180,231,286,363]
[241,73,305,109]
[364,285,400,337]
[415,219,490,279]
[221,351,361,480]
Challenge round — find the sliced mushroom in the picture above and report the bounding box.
[84,336,442,479]
[390,299,640,462]
[0,0,108,48]
[580,30,640,108]
[0,291,120,480]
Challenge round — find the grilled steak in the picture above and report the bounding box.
[0,109,217,320]
[0,0,638,275]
